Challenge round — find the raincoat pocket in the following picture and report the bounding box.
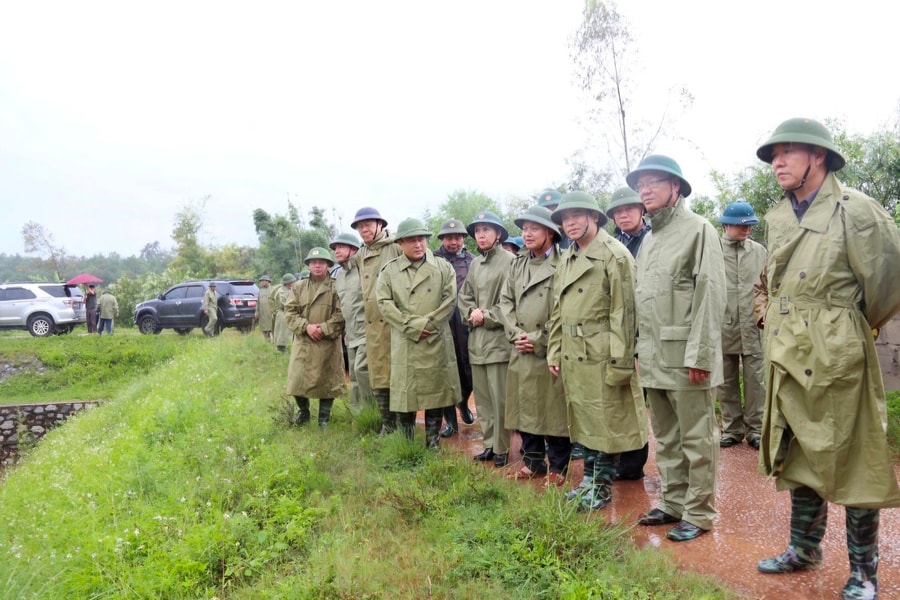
[659,326,690,369]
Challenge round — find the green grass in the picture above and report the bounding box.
[0,334,738,599]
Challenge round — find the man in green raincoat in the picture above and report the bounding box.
[270,274,296,352]
[376,218,461,447]
[628,156,726,542]
[255,275,274,341]
[753,118,900,600]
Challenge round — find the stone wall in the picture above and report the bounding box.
[0,402,98,464]
[879,314,900,391]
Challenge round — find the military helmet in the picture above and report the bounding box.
[303,246,336,267]
[514,205,561,242]
[281,273,297,284]
[299,269,310,279]
[503,236,524,250]
[466,211,509,242]
[208,281,217,287]
[605,187,644,218]
[437,218,467,239]
[537,188,563,208]
[350,206,388,229]
[258,274,272,282]
[395,217,433,240]
[551,191,608,227]
[719,201,760,226]
[625,155,692,198]
[329,232,361,250]
[756,117,846,171]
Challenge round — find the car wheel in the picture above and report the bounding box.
[27,314,54,337]
[138,315,159,335]
[174,328,193,335]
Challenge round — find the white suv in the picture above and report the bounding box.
[0,283,86,337]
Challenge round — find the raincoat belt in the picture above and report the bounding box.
[563,319,610,337]
[771,293,857,313]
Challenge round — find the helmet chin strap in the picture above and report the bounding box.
[785,161,812,193]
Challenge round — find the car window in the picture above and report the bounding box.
[38,285,67,298]
[6,287,37,301]
[228,282,258,296]
[164,287,187,301]
[185,286,204,299]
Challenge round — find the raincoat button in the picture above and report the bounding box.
[799,272,806,279]
[804,369,812,376]
[578,288,583,293]
[773,329,779,335]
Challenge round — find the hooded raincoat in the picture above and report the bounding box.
[356,230,403,389]
[759,173,900,508]
[547,230,648,453]
[499,246,568,437]
[376,250,461,412]
[284,277,345,399]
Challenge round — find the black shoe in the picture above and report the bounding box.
[666,521,707,542]
[615,470,644,481]
[474,448,494,461]
[748,437,761,450]
[440,425,457,438]
[458,401,474,425]
[493,453,509,468]
[719,437,740,448]
[637,508,680,526]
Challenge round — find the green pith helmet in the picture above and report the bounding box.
[395,217,433,240]
[514,205,561,242]
[303,247,336,267]
[503,236,524,250]
[281,273,297,284]
[437,218,467,239]
[625,155,692,198]
[537,188,563,208]
[299,269,310,279]
[329,232,361,250]
[551,191,607,227]
[719,201,760,226]
[756,117,846,171]
[605,187,644,218]
[258,275,272,282]
[466,211,509,242]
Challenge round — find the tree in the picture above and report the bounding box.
[252,203,335,277]
[21,221,67,281]
[568,0,692,195]
[169,197,208,275]
[423,190,507,253]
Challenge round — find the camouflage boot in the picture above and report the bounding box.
[842,507,879,600]
[317,398,334,429]
[758,486,826,573]
[292,396,311,427]
[577,449,614,511]
[374,389,396,435]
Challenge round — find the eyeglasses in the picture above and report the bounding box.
[635,178,671,191]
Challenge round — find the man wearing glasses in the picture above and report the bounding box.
[627,155,726,542]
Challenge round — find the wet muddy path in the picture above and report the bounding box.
[438,407,900,599]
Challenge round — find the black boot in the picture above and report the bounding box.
[458,398,474,425]
[374,389,396,435]
[318,398,334,429]
[425,409,442,448]
[398,412,416,441]
[293,396,311,426]
[441,404,458,437]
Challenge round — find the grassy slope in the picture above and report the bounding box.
[0,333,786,598]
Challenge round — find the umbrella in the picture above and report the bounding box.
[66,273,104,285]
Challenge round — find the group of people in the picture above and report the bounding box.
[261,118,900,600]
[83,284,119,335]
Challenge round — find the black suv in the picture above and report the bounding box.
[134,279,259,335]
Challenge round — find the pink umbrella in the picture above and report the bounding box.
[66,273,104,285]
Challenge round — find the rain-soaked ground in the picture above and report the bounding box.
[435,402,900,600]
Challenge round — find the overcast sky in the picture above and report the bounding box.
[1,1,896,258]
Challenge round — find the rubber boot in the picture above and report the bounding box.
[441,404,458,437]
[758,486,826,573]
[293,396,311,426]
[317,398,334,429]
[842,507,879,600]
[425,409,442,448]
[374,389,396,435]
[577,449,613,511]
[398,411,416,441]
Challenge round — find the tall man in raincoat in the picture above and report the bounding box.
[352,207,404,434]
[547,192,647,511]
[717,202,767,450]
[458,211,514,467]
[628,156,726,542]
[254,275,274,341]
[499,205,571,487]
[753,118,900,600]
[270,274,296,352]
[376,218,461,447]
[285,248,345,428]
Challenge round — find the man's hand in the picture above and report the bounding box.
[549,365,560,377]
[419,329,432,341]
[307,324,325,341]
[513,332,534,354]
[468,308,485,327]
[688,367,710,385]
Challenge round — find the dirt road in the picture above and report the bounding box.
[445,418,900,599]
